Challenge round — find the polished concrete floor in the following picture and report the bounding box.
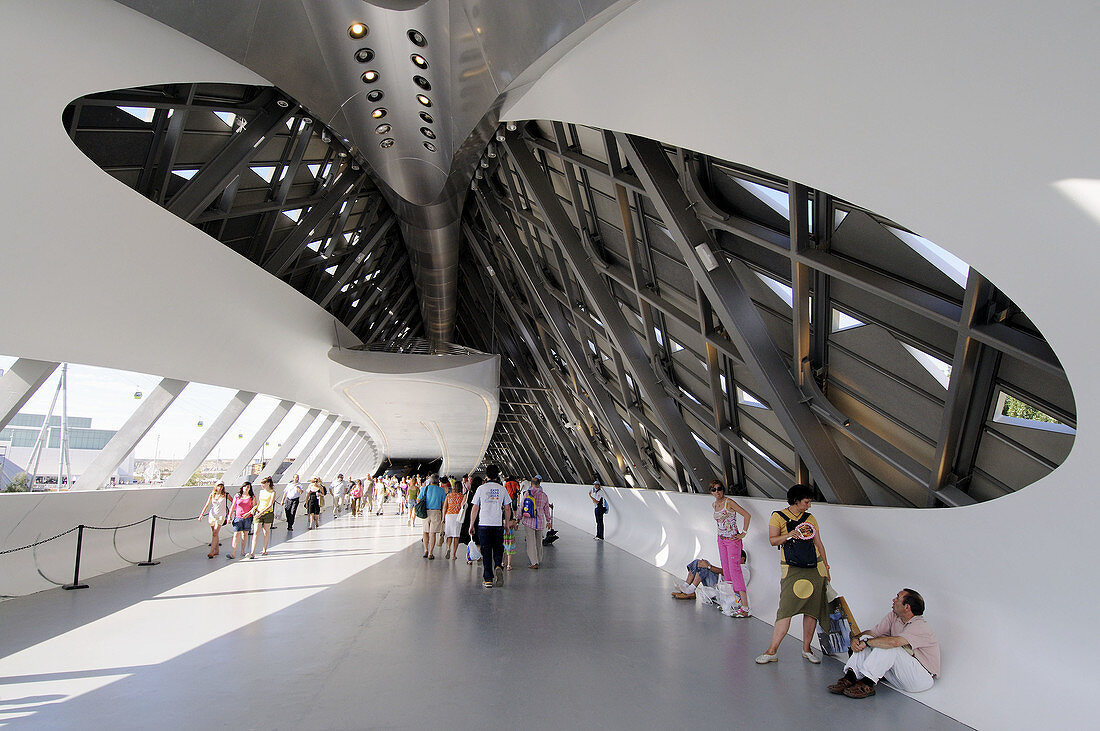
[0,507,966,730]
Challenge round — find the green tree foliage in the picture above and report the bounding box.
[183,470,202,487]
[1001,395,1060,425]
[4,472,30,492]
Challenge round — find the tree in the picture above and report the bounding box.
[183,470,203,487]
[4,472,30,492]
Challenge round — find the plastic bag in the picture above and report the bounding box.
[466,541,482,562]
[716,580,745,616]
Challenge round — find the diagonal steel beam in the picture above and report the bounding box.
[464,219,621,486]
[475,191,647,487]
[264,169,363,276]
[505,135,715,492]
[318,214,396,308]
[167,89,296,222]
[619,132,868,504]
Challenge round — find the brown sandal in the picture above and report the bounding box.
[843,681,876,699]
[828,674,856,694]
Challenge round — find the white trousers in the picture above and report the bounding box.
[843,647,934,693]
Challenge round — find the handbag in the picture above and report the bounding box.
[414,497,428,519]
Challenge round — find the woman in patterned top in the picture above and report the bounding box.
[442,479,465,560]
[711,479,751,617]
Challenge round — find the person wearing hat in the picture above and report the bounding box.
[588,478,608,540]
[197,481,230,558]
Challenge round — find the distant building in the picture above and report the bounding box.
[0,414,134,488]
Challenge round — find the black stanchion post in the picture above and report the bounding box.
[138,515,160,566]
[63,525,89,590]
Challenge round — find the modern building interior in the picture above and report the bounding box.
[1,1,1096,728]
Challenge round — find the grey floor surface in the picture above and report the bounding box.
[0,509,967,730]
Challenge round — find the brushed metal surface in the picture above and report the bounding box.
[113,0,631,343]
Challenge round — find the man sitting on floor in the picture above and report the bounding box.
[829,588,940,699]
[671,558,723,599]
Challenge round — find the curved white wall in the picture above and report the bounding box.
[513,3,1098,728]
[544,480,1082,728]
[0,488,210,597]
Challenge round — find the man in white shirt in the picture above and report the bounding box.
[331,474,349,518]
[282,474,303,531]
[467,465,513,588]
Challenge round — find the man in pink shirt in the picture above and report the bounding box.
[828,588,940,699]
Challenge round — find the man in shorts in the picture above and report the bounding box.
[419,475,447,559]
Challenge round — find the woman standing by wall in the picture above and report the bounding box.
[755,484,831,665]
[710,479,751,616]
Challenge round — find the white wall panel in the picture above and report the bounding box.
[544,481,1083,728]
[0,488,210,597]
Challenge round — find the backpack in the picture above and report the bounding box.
[520,493,539,527]
[774,510,818,568]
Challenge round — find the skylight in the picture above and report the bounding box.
[832,308,865,332]
[324,266,337,276]
[679,387,702,406]
[901,343,952,390]
[171,169,198,181]
[307,164,321,178]
[251,166,276,183]
[282,208,302,222]
[214,111,236,128]
[743,437,782,469]
[992,392,1075,435]
[118,106,155,123]
[306,240,321,252]
[735,179,814,233]
[754,271,813,312]
[692,432,718,454]
[737,387,768,409]
[887,226,970,288]
[654,327,683,352]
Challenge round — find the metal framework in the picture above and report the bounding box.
[456,121,1075,505]
[65,83,423,347]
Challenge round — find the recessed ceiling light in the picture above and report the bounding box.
[420,127,435,139]
[423,141,436,152]
[376,124,391,135]
[276,99,289,108]
[371,108,387,119]
[411,54,428,69]
[413,75,431,91]
[419,111,434,124]
[380,138,395,149]
[408,29,427,47]
[348,23,368,39]
[355,48,374,63]
[366,90,384,102]
[416,94,432,107]
[361,70,379,83]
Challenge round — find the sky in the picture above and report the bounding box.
[0,355,330,461]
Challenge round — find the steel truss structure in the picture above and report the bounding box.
[64,83,423,346]
[455,121,1075,506]
[63,81,1076,505]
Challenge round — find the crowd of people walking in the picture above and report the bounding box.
[198,465,939,701]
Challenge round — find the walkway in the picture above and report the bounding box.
[0,509,965,730]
